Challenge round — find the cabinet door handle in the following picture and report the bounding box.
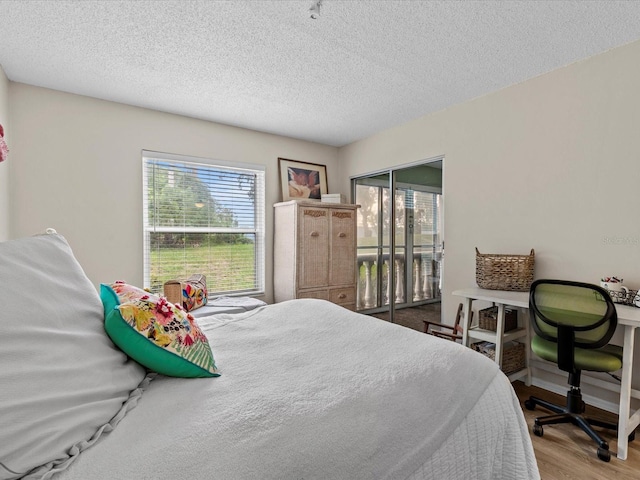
[310,231,319,237]
[338,232,346,238]
[338,293,346,299]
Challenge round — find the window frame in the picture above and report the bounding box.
[142,150,265,297]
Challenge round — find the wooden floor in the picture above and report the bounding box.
[368,303,441,332]
[513,382,640,479]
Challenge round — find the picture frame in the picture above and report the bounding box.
[278,158,328,201]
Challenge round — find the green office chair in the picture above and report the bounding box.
[524,279,624,462]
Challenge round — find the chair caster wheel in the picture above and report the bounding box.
[524,399,536,411]
[533,424,543,437]
[597,447,611,462]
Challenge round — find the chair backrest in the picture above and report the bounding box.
[529,279,617,352]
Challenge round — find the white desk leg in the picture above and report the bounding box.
[617,325,636,460]
[522,307,532,386]
[461,297,473,347]
[524,310,533,387]
[495,303,505,367]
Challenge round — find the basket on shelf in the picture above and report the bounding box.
[472,341,525,375]
[478,305,518,332]
[475,248,535,292]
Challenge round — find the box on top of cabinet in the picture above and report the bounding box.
[321,194,346,203]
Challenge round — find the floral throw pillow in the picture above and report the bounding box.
[100,282,220,378]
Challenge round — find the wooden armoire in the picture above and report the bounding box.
[273,200,359,310]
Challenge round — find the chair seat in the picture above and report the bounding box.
[532,336,622,372]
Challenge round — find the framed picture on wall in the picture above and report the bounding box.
[278,158,328,201]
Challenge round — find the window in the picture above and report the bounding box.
[143,151,265,297]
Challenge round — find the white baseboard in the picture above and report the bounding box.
[529,360,621,414]
[530,378,620,414]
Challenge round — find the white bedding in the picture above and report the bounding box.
[55,299,539,480]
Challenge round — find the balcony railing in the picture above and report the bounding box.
[356,251,441,311]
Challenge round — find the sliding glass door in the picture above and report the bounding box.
[352,159,443,320]
[354,175,404,310]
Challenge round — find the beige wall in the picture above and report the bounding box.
[0,65,9,241]
[8,84,339,301]
[338,39,640,409]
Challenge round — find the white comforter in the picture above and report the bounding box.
[56,299,539,480]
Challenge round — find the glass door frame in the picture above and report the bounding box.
[350,155,444,324]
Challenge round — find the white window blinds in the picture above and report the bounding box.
[142,151,265,296]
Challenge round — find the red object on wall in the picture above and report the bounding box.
[0,123,8,163]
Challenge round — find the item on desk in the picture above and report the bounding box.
[600,277,630,304]
[475,248,535,292]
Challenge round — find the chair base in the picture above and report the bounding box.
[524,388,618,462]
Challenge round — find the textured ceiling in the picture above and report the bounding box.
[1,0,640,147]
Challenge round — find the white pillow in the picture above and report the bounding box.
[0,233,146,479]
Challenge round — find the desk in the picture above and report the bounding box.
[454,287,640,460]
[614,304,640,460]
[453,288,531,385]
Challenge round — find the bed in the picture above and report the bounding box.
[0,232,540,480]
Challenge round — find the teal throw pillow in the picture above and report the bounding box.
[100,282,220,378]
